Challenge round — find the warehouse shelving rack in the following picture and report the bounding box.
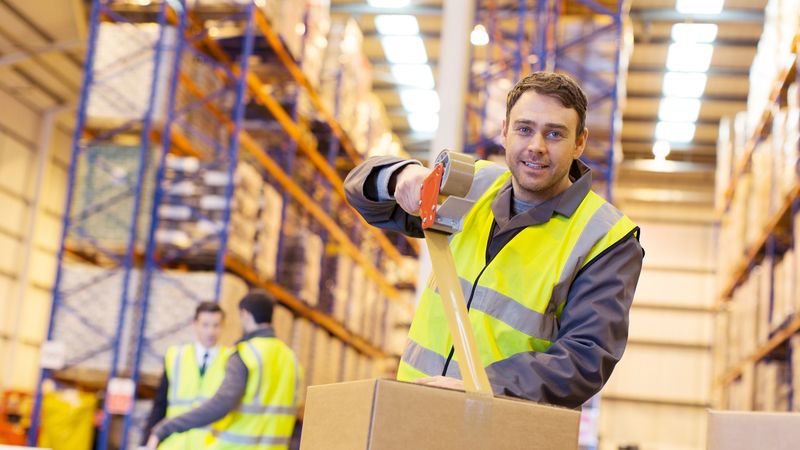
[29,1,415,448]
[465,0,631,200]
[713,52,799,408]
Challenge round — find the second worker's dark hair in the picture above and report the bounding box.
[194,301,224,320]
[238,289,275,325]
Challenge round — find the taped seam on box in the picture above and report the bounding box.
[366,379,380,450]
[464,391,493,450]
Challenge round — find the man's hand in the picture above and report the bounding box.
[393,164,431,216]
[146,434,159,450]
[415,376,465,391]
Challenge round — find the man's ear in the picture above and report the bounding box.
[574,127,588,159]
[501,119,508,139]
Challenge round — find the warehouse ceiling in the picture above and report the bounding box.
[332,0,768,214]
[0,0,767,213]
[0,0,85,140]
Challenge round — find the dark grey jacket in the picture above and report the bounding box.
[152,326,277,442]
[344,156,644,409]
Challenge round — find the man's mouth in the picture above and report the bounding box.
[523,161,548,169]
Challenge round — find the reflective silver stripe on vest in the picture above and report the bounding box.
[237,403,296,415]
[169,346,184,403]
[401,339,461,379]
[460,277,557,341]
[548,201,623,314]
[168,399,194,407]
[245,340,264,399]
[213,430,290,446]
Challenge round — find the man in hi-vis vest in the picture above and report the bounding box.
[345,71,644,409]
[147,290,300,450]
[141,302,230,449]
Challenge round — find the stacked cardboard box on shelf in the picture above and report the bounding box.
[790,336,800,411]
[279,230,324,306]
[70,144,155,249]
[746,0,799,137]
[754,360,790,412]
[254,182,283,280]
[316,18,373,155]
[87,23,177,124]
[727,362,755,410]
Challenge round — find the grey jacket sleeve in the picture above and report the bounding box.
[484,232,644,409]
[344,155,425,238]
[152,352,249,442]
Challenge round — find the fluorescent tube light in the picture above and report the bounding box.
[381,35,428,64]
[671,23,718,43]
[408,112,439,133]
[375,15,419,35]
[662,72,707,98]
[655,121,696,142]
[391,64,435,89]
[666,43,713,72]
[658,97,701,122]
[400,89,440,113]
[368,0,411,7]
[676,0,724,14]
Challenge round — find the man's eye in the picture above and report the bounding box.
[546,130,563,139]
[517,126,531,134]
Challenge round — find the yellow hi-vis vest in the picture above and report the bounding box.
[208,336,300,450]
[161,344,231,450]
[397,164,638,382]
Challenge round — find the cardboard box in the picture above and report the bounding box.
[707,410,800,450]
[300,379,579,450]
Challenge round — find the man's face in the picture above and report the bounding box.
[193,311,223,348]
[502,90,587,204]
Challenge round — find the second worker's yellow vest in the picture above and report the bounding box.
[208,336,300,450]
[397,165,638,382]
[160,344,231,450]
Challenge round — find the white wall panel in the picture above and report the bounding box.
[635,268,715,307]
[599,400,706,450]
[29,248,57,289]
[629,307,713,346]
[0,135,34,198]
[605,345,712,404]
[0,190,26,237]
[636,220,716,271]
[18,287,51,344]
[0,274,12,336]
[0,233,19,276]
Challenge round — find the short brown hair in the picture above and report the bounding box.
[505,71,588,139]
[194,301,224,320]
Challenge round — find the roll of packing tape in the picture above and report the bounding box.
[435,150,475,198]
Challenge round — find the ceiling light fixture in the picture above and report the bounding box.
[408,112,439,133]
[381,36,428,64]
[662,72,708,98]
[676,0,724,14]
[391,64,435,89]
[652,140,671,160]
[658,97,701,122]
[400,89,440,113]
[470,24,490,46]
[671,23,718,43]
[655,121,696,142]
[666,43,714,72]
[367,0,411,8]
[374,15,419,35]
